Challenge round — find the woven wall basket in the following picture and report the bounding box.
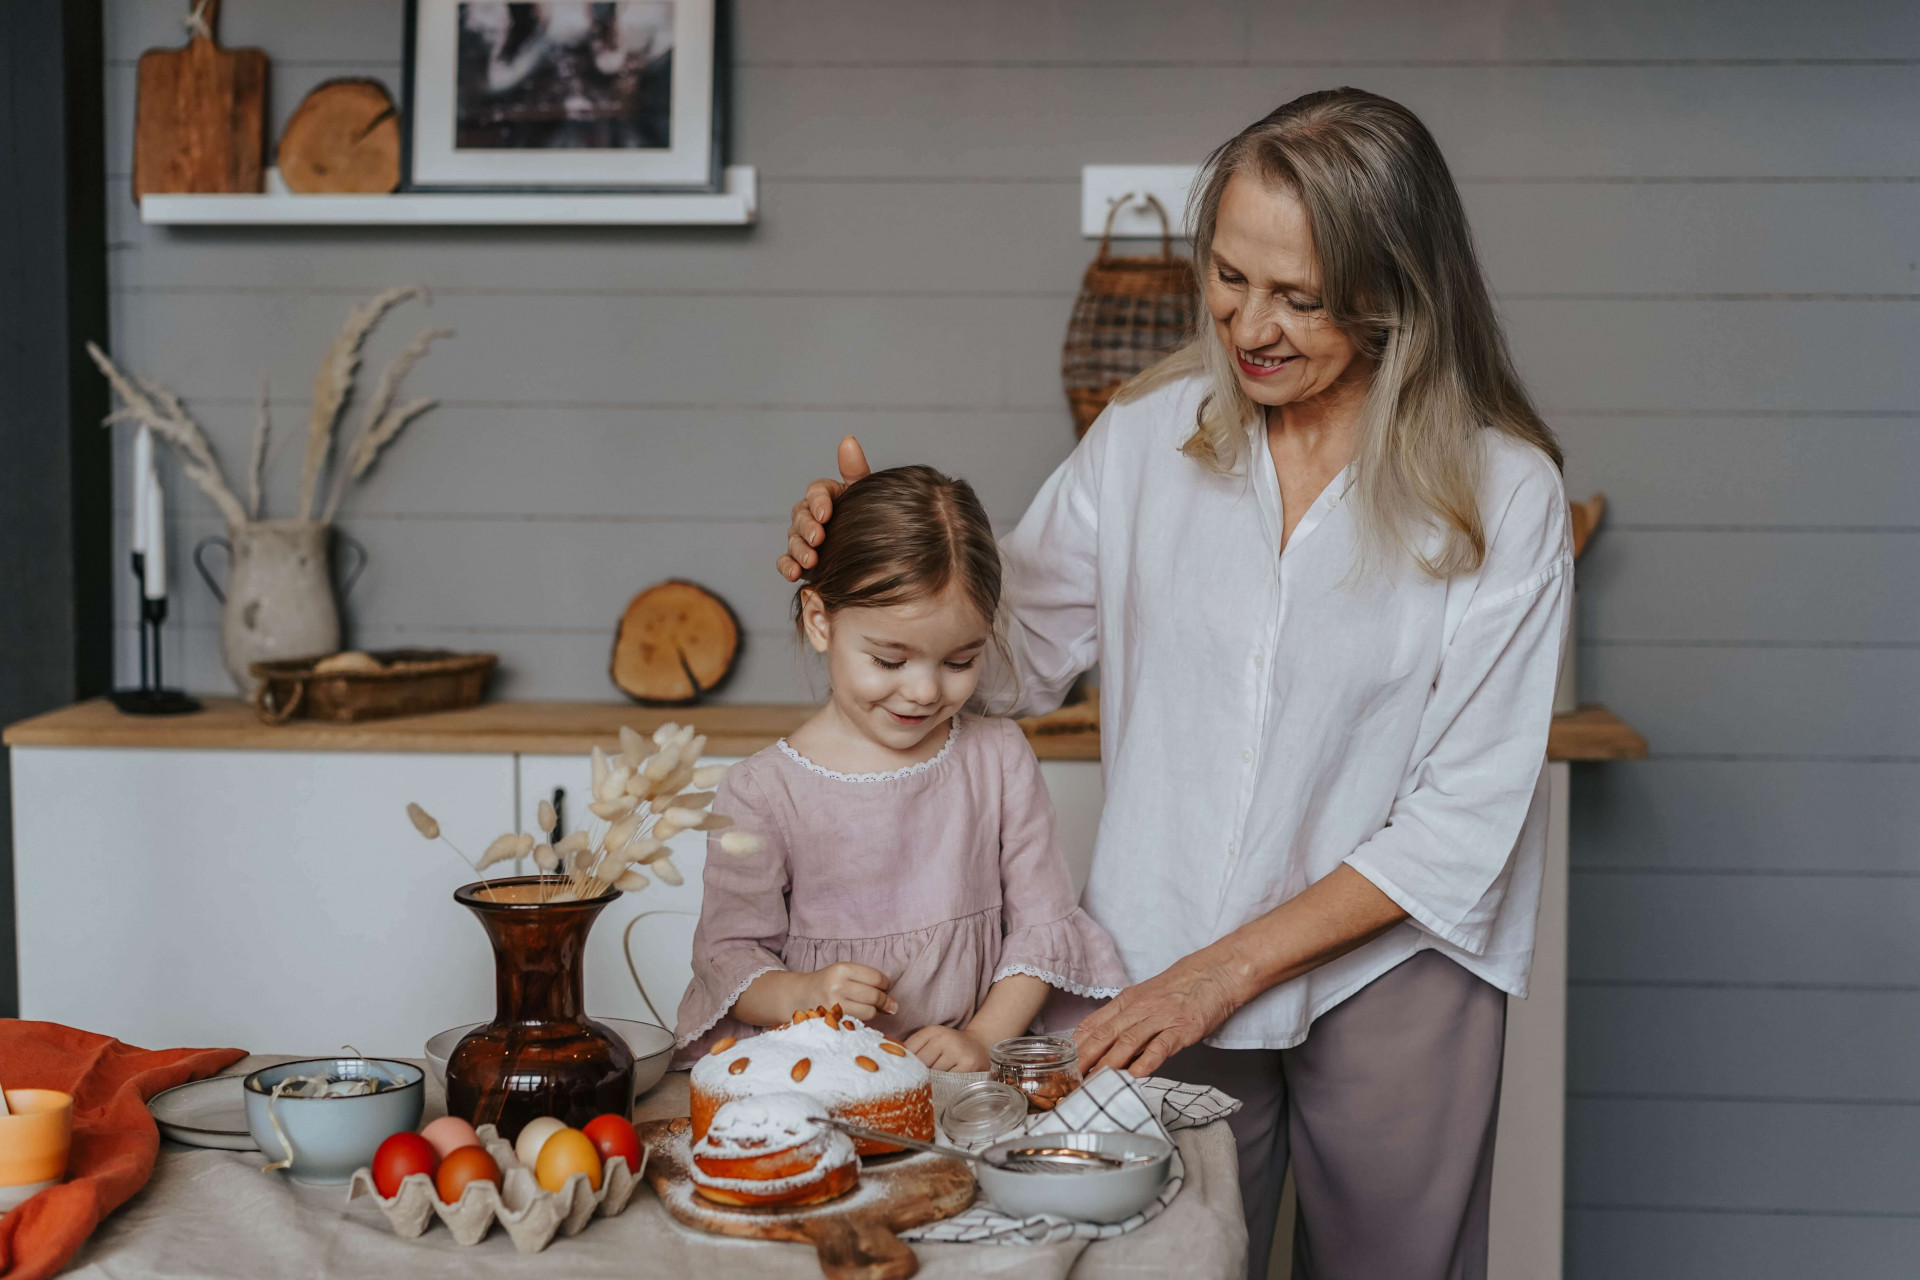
[1061,194,1197,436]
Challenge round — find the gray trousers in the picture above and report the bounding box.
[1164,951,1507,1280]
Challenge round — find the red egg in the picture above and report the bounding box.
[435,1145,501,1204]
[582,1114,642,1174]
[371,1131,438,1199]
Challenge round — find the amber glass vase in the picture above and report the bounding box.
[446,877,634,1141]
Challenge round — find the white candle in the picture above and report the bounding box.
[131,426,152,558]
[143,481,167,600]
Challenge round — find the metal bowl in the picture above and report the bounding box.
[425,1018,675,1103]
[974,1130,1175,1224]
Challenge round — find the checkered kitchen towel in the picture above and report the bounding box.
[903,1067,1240,1244]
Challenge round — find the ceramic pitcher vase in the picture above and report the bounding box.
[192,520,367,695]
[446,877,634,1141]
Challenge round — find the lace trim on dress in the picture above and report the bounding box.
[775,715,963,783]
[993,963,1123,1000]
[674,963,784,1048]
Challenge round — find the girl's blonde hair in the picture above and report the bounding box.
[1118,87,1561,578]
[793,464,1001,630]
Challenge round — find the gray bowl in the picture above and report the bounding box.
[425,1019,675,1105]
[975,1130,1175,1224]
[243,1058,425,1185]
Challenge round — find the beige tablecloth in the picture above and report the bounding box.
[67,1058,1246,1279]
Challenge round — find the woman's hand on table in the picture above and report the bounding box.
[777,436,871,581]
[903,1025,991,1072]
[1073,946,1249,1078]
[1075,865,1411,1077]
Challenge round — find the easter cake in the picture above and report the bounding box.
[689,1005,934,1156]
[689,1093,858,1207]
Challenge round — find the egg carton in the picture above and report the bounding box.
[347,1124,643,1254]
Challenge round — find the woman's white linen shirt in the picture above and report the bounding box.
[986,375,1572,1049]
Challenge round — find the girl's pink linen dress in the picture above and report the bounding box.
[672,714,1127,1064]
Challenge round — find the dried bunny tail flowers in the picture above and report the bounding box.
[651,857,683,887]
[719,831,766,857]
[537,798,556,834]
[406,803,439,840]
[405,802,476,869]
[692,764,730,789]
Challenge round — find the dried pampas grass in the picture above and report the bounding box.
[89,286,449,530]
[87,344,248,529]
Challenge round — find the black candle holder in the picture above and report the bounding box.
[109,552,202,716]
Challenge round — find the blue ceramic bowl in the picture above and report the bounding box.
[243,1058,425,1185]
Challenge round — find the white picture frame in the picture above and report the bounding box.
[403,0,720,191]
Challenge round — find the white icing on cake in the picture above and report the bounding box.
[690,1013,930,1105]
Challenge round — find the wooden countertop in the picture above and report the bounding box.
[4,698,1646,762]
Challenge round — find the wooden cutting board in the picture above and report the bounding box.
[640,1117,975,1280]
[133,0,268,202]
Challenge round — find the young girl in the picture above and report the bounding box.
[673,465,1127,1071]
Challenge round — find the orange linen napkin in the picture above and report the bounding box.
[0,1021,245,1280]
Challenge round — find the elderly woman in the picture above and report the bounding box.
[780,88,1569,1280]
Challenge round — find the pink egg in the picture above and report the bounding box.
[419,1115,482,1160]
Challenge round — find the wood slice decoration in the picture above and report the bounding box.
[133,0,268,202]
[611,581,741,705]
[277,79,401,194]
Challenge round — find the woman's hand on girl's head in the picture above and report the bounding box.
[902,1025,991,1073]
[807,961,897,1021]
[777,436,872,582]
[1072,948,1247,1078]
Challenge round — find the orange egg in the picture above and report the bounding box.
[435,1145,501,1204]
[533,1126,602,1193]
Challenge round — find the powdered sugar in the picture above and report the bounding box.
[693,1093,830,1155]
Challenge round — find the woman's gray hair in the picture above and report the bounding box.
[1118,87,1561,578]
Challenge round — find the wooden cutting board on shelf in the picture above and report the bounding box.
[640,1117,975,1280]
[133,0,268,203]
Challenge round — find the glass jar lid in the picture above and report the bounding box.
[988,1035,1078,1071]
[941,1081,1029,1145]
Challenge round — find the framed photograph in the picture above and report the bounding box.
[403,0,721,191]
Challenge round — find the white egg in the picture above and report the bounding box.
[514,1116,567,1168]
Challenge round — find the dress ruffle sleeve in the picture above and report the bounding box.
[988,719,1129,1001]
[671,767,790,1065]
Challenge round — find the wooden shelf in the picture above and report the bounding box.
[5,698,1644,763]
[139,165,757,227]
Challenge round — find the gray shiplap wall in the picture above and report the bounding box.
[101,2,1920,1274]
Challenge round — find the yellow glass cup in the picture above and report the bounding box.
[0,1090,73,1202]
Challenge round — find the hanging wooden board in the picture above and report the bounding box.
[133,0,268,203]
[277,79,401,194]
[611,581,741,705]
[640,1117,975,1280]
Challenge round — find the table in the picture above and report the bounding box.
[64,1062,1247,1280]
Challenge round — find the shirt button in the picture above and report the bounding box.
[1241,749,1252,764]
[1253,652,1264,668]
[1227,841,1238,855]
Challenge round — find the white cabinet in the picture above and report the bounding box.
[8,744,1110,1065]
[11,747,514,1058]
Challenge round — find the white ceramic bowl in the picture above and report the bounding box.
[243,1058,425,1185]
[974,1130,1175,1224]
[425,1019,675,1104]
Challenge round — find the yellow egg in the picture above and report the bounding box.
[514,1116,567,1169]
[534,1127,602,1193]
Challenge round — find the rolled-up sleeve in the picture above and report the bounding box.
[1342,470,1573,956]
[978,417,1106,718]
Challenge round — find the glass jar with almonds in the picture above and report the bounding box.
[989,1035,1083,1112]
